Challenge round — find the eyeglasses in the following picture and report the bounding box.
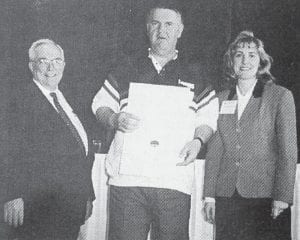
[35,58,64,67]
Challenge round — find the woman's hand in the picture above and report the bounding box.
[203,201,215,224]
[271,200,289,219]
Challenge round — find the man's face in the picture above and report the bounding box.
[29,43,65,91]
[147,8,183,57]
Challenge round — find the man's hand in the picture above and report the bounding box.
[85,200,93,221]
[203,201,215,224]
[177,139,202,166]
[111,112,140,133]
[271,200,289,219]
[4,198,24,227]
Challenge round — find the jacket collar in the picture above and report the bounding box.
[227,80,265,100]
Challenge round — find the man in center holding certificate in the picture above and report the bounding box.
[92,1,219,239]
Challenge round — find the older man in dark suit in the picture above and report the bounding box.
[4,39,95,240]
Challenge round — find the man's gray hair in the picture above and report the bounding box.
[28,39,64,62]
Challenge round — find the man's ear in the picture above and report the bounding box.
[61,61,66,69]
[28,61,34,73]
[177,23,184,39]
[146,23,151,37]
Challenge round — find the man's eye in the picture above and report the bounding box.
[39,59,49,64]
[54,59,64,65]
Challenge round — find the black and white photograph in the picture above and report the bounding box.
[0,0,298,239]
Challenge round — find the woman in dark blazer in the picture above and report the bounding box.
[203,31,297,240]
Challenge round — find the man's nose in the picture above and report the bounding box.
[158,24,166,34]
[47,61,55,70]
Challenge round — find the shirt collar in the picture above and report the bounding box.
[33,79,60,96]
[236,79,257,99]
[228,80,266,100]
[148,48,178,73]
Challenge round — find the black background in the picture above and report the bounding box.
[0,0,298,160]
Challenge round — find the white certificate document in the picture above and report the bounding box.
[120,83,195,178]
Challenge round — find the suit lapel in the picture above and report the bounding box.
[30,82,87,153]
[238,80,265,126]
[238,95,261,126]
[57,88,91,156]
[29,83,61,125]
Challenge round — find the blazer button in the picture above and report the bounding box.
[236,128,241,133]
[236,144,241,149]
[235,162,240,166]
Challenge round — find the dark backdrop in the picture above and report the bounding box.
[0,0,298,159]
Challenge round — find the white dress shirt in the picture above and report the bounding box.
[33,79,88,155]
[236,80,257,120]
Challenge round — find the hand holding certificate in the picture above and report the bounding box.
[111,112,140,132]
[120,83,196,178]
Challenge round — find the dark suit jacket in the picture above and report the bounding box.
[7,81,95,220]
[204,81,297,204]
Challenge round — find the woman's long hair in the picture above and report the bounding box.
[223,31,275,87]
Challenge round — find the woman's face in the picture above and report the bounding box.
[233,42,260,80]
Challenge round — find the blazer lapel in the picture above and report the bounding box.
[238,81,265,126]
[238,95,260,126]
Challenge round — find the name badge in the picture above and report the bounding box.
[220,100,237,114]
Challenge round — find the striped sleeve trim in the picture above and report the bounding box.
[120,103,128,111]
[103,80,120,103]
[190,89,216,112]
[106,73,120,92]
[193,85,214,104]
[120,90,129,101]
[196,94,217,112]
[189,106,197,112]
[120,98,128,111]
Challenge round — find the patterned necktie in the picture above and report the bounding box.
[50,92,86,155]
